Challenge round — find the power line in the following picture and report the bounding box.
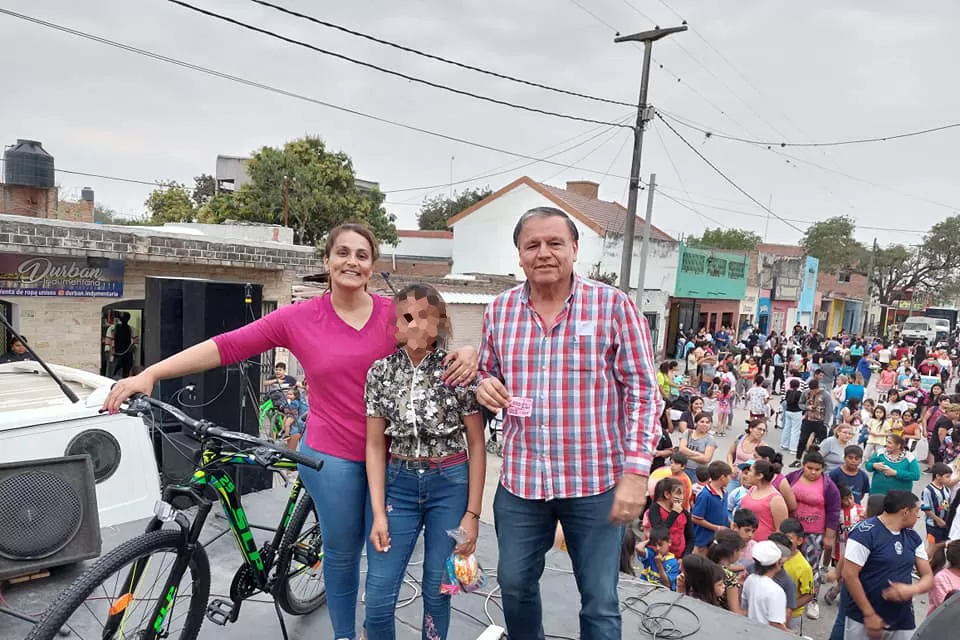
[0,158,171,187]
[167,0,630,129]
[0,9,633,182]
[539,125,626,184]
[651,121,723,229]
[660,110,960,148]
[248,0,636,109]
[654,112,805,233]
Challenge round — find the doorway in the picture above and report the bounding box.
[101,300,144,378]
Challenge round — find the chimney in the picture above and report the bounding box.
[566,180,599,200]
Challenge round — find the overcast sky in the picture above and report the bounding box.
[2,0,957,246]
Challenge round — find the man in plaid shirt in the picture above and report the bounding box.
[477,207,664,639]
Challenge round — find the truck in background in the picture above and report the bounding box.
[924,307,958,333]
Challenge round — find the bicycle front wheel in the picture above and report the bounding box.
[26,530,210,640]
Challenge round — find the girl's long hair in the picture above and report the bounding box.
[681,554,724,606]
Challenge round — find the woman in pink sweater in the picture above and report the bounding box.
[103,224,478,640]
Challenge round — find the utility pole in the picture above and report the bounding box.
[763,195,772,242]
[863,237,877,336]
[616,24,688,294]
[635,173,657,314]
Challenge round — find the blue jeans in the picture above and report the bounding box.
[364,461,469,640]
[781,410,803,452]
[297,444,371,640]
[494,484,622,640]
[829,586,848,640]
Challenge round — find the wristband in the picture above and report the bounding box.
[466,510,481,520]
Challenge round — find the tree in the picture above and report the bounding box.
[93,204,117,224]
[587,264,618,286]
[800,216,867,273]
[197,192,240,224]
[144,181,196,223]
[192,173,217,208]
[226,136,396,245]
[686,227,761,251]
[869,215,960,306]
[417,186,492,231]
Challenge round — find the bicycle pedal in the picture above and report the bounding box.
[205,598,239,625]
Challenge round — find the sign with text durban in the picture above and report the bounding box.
[0,253,124,297]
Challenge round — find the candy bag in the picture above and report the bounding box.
[439,527,486,595]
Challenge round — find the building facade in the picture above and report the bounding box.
[816,271,868,336]
[376,229,453,277]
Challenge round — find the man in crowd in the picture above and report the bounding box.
[476,206,663,640]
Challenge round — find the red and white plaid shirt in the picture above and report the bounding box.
[479,274,664,501]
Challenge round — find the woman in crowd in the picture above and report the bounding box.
[865,434,921,495]
[785,449,840,621]
[102,224,479,640]
[754,446,798,512]
[923,392,951,469]
[676,396,704,434]
[740,460,789,542]
[725,419,768,494]
[364,284,486,639]
[679,413,718,482]
[819,424,856,473]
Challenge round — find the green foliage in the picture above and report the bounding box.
[144,181,197,223]
[588,264,618,286]
[870,215,960,305]
[93,204,117,224]
[686,227,761,251]
[800,216,867,273]
[197,192,240,224]
[192,173,217,208]
[417,186,492,231]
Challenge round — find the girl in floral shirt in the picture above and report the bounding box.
[364,284,487,640]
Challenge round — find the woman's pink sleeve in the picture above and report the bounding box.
[212,302,300,366]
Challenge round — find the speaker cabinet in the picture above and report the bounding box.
[0,456,102,580]
[161,431,271,498]
[144,277,269,495]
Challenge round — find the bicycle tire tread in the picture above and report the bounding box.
[274,493,327,615]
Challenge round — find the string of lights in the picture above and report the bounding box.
[247,0,637,109]
[167,0,632,129]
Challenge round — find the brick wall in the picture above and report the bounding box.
[445,304,486,349]
[374,258,451,277]
[56,200,94,223]
[817,271,868,300]
[0,185,57,218]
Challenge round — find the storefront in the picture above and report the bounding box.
[666,244,749,354]
[0,215,321,373]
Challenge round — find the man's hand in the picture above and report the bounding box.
[609,473,647,524]
[882,581,914,602]
[476,377,510,411]
[442,347,479,386]
[863,611,887,640]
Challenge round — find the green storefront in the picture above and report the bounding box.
[666,244,749,354]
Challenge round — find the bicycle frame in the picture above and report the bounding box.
[101,440,307,640]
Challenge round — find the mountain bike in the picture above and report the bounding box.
[26,394,326,640]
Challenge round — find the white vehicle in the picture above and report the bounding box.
[900,317,940,345]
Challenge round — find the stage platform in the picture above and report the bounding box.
[1,486,792,639]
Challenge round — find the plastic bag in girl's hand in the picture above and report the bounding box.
[439,527,486,595]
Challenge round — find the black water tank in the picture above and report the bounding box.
[81,187,95,202]
[3,139,55,188]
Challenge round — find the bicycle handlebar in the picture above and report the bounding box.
[120,394,323,471]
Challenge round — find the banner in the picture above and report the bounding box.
[0,253,124,297]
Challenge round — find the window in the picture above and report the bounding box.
[727,261,746,280]
[681,251,706,275]
[837,270,851,283]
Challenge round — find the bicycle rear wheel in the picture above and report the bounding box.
[273,493,326,615]
[26,530,210,640]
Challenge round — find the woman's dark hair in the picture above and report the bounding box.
[681,555,724,606]
[802,448,825,467]
[707,529,745,566]
[886,434,906,449]
[752,459,776,483]
[393,283,453,349]
[746,418,766,435]
[694,412,712,425]
[654,477,683,503]
[621,526,638,576]
[754,446,783,474]
[931,383,944,398]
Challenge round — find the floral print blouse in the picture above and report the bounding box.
[364,348,480,458]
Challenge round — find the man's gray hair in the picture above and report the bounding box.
[512,207,579,248]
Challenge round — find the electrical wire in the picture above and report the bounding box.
[660,110,960,148]
[654,112,805,233]
[538,124,629,184]
[651,121,724,229]
[0,8,632,182]
[247,0,636,109]
[167,0,631,129]
[0,157,174,187]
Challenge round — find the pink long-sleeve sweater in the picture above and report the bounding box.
[213,294,396,461]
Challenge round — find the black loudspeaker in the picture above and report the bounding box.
[144,277,270,495]
[0,456,102,580]
[161,431,272,501]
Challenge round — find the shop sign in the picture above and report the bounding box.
[0,253,124,298]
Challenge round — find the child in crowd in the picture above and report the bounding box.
[678,554,726,607]
[726,461,755,523]
[746,374,771,421]
[703,382,719,422]
[928,540,960,614]
[741,540,789,630]
[863,405,890,460]
[827,445,870,505]
[778,520,815,630]
[635,527,681,590]
[731,508,759,574]
[922,463,954,550]
[708,529,747,615]
[717,383,734,436]
[888,408,903,437]
[692,461,733,554]
[691,465,710,500]
[824,485,863,605]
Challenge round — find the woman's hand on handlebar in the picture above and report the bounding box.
[103,371,156,414]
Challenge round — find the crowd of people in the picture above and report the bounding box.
[626,326,960,638]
